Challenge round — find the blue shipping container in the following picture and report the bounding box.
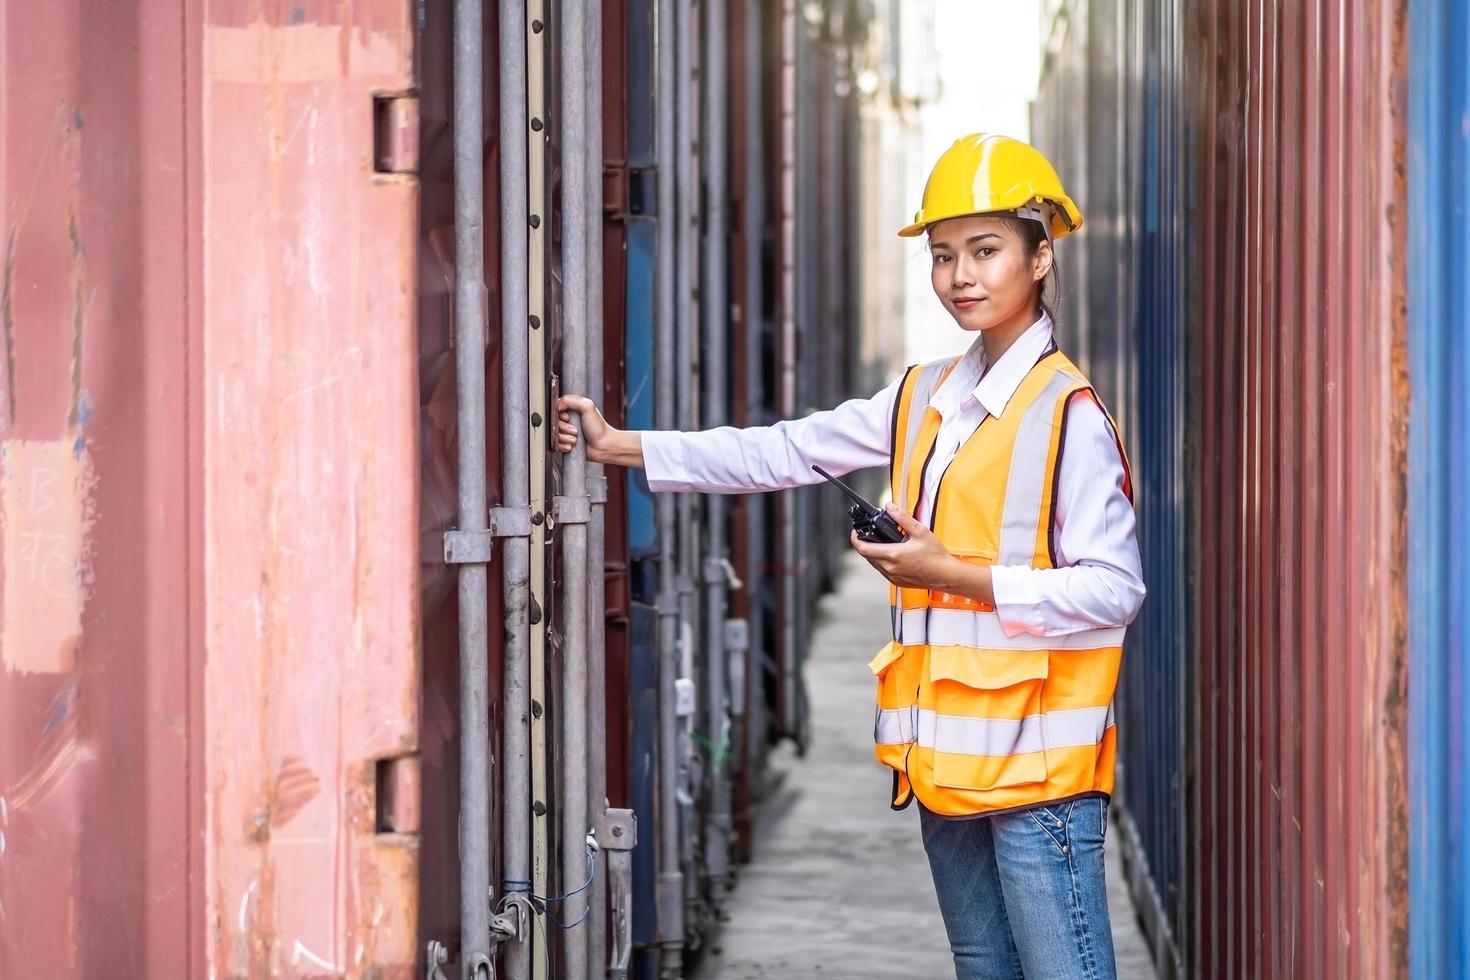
[1408,1,1470,978]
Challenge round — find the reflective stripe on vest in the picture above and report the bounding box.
[875,702,1116,753]
[872,349,1129,817]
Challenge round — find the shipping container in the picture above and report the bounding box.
[1407,1,1470,978]
[0,0,204,976]
[0,1,909,977]
[1034,3,1191,969]
[1036,1,1411,978]
[1191,3,1409,975]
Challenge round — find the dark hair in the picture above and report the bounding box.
[998,216,1059,324]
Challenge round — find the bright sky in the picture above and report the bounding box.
[904,0,1042,365]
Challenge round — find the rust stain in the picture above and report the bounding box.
[1380,0,1411,974]
[339,0,355,76]
[268,755,321,829]
[252,860,278,976]
[210,776,223,971]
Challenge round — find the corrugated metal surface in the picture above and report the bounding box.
[0,1,203,975]
[1408,1,1470,977]
[1120,0,1192,966]
[202,3,421,975]
[1034,3,1191,970]
[1192,1,1408,976]
[1037,1,1411,977]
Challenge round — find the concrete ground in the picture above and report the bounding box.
[694,554,1155,980]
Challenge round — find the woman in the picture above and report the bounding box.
[557,133,1144,980]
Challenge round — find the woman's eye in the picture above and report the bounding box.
[976,247,996,258]
[934,254,951,264]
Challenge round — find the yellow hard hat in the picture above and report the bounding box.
[898,133,1083,239]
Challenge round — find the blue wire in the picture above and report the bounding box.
[499,848,597,931]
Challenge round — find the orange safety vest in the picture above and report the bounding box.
[870,347,1134,817]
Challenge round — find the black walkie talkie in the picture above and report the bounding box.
[812,465,908,544]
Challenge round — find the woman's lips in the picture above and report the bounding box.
[952,297,983,310]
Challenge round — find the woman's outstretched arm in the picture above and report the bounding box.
[555,373,906,494]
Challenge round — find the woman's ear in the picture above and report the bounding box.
[1033,239,1054,282]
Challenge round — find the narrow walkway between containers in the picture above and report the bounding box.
[694,553,1155,980]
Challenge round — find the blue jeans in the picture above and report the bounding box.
[920,797,1117,980]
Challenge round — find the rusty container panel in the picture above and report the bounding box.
[0,0,204,976]
[1035,0,1411,976]
[201,4,421,977]
[1191,1,1408,977]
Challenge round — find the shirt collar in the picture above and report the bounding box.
[933,313,1055,420]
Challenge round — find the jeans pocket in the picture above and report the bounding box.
[1026,801,1075,855]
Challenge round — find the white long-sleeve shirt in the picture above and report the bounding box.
[641,315,1146,637]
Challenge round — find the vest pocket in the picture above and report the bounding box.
[870,641,913,747]
[928,647,1049,791]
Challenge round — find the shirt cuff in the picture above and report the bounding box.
[989,564,1047,638]
[641,430,691,493]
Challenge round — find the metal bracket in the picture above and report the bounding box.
[598,807,637,851]
[425,940,450,980]
[600,808,637,980]
[440,507,533,564]
[728,626,748,718]
[428,941,490,980]
[552,494,591,525]
[588,474,609,505]
[702,557,744,589]
[674,678,697,718]
[490,506,533,537]
[722,618,750,653]
[490,901,527,944]
[425,904,524,980]
[443,529,493,565]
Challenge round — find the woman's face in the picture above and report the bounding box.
[928,215,1051,333]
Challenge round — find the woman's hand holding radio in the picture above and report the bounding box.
[851,504,995,605]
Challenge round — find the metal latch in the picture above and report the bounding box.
[425,901,525,980]
[599,809,638,980]
[443,530,493,565]
[722,618,750,653]
[426,942,492,980]
[702,557,744,589]
[588,474,609,505]
[491,506,534,537]
[552,494,591,525]
[440,507,533,565]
